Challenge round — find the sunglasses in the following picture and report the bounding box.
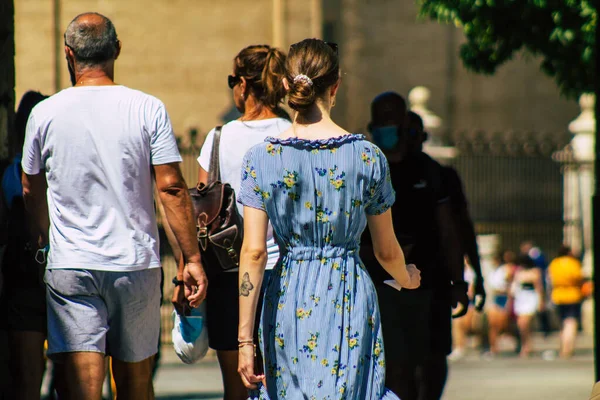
[289,41,338,56]
[228,75,242,89]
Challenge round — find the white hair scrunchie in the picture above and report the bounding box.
[293,74,313,86]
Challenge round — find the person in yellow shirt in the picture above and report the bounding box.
[548,245,583,359]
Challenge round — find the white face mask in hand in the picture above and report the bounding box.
[172,303,209,364]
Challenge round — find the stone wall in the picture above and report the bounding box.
[14,0,579,146]
[15,0,276,143]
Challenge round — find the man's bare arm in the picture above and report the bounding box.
[154,163,199,263]
[153,163,206,306]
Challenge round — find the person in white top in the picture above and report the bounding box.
[486,250,518,356]
[21,12,207,399]
[165,44,290,400]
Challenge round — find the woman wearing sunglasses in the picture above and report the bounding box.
[195,45,290,400]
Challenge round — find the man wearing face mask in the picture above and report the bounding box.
[360,92,468,400]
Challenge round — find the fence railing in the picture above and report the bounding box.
[449,131,570,259]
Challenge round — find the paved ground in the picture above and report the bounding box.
[152,333,595,400]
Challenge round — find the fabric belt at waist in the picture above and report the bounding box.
[281,246,358,261]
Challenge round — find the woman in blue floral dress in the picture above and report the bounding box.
[235,39,421,399]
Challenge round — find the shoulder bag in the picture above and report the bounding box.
[189,127,244,274]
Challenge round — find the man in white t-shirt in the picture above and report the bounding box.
[21,12,207,399]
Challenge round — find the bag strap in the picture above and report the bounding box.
[208,126,222,183]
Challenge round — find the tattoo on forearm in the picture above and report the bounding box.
[239,272,255,297]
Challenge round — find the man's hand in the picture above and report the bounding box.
[184,261,208,308]
[451,281,469,318]
[473,276,486,312]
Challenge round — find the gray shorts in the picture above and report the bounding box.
[45,268,162,362]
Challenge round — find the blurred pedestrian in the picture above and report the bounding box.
[511,255,544,357]
[21,12,206,399]
[521,240,551,337]
[485,250,518,356]
[361,96,467,400]
[0,90,48,400]
[548,245,583,358]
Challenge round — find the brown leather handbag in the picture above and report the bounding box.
[189,127,243,274]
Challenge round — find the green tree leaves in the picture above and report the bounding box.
[418,0,596,99]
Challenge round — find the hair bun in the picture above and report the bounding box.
[287,75,316,112]
[285,39,340,114]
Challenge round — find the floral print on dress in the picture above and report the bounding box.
[269,169,301,202]
[328,165,346,191]
[296,308,312,320]
[300,332,320,361]
[316,205,334,223]
[239,135,398,400]
[271,170,299,190]
[266,142,283,156]
[361,147,377,166]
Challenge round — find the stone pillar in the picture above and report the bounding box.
[0,0,15,160]
[272,0,285,48]
[569,94,595,277]
[408,86,457,162]
[563,94,596,336]
[310,0,323,38]
[284,0,320,45]
[339,0,365,132]
[561,154,583,258]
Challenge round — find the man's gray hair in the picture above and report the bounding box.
[64,13,119,67]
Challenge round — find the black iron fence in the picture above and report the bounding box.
[449,131,570,259]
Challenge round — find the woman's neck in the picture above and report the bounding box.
[240,95,279,121]
[241,107,278,121]
[290,103,347,140]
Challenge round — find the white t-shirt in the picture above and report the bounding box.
[22,85,182,272]
[198,118,291,270]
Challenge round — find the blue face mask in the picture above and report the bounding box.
[371,126,399,150]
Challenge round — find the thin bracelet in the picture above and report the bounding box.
[238,342,257,356]
[238,339,254,345]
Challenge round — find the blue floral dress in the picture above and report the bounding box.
[238,134,399,400]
